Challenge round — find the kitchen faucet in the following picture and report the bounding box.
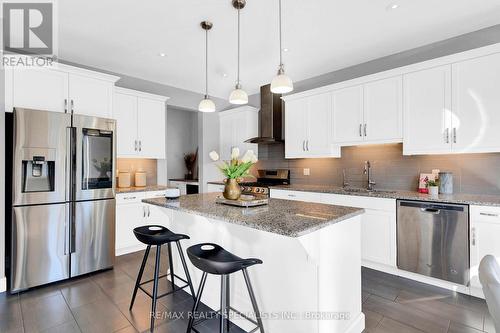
[364,161,376,191]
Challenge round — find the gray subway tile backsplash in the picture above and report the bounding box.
[256,143,500,195]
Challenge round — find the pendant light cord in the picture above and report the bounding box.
[205,28,209,98]
[237,7,241,86]
[278,0,283,67]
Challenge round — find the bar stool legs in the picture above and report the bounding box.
[242,268,265,332]
[176,241,196,299]
[150,245,162,332]
[186,272,208,333]
[130,245,151,310]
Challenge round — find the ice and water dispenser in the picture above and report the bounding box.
[21,149,56,193]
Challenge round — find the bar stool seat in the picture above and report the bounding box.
[186,243,265,333]
[129,225,195,333]
[187,243,262,275]
[133,225,189,245]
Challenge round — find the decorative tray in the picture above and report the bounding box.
[215,195,269,207]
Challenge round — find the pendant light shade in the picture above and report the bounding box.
[229,0,248,105]
[198,97,216,112]
[271,0,293,94]
[199,21,216,112]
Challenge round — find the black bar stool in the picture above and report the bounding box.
[129,225,196,332]
[185,243,265,333]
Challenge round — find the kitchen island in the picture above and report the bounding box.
[143,193,365,333]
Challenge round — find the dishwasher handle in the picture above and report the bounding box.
[421,207,441,214]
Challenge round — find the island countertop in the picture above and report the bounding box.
[143,193,364,237]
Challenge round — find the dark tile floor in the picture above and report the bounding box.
[0,249,495,333]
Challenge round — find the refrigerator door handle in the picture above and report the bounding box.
[64,204,69,255]
[70,202,76,254]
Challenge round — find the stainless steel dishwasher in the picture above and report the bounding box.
[397,200,469,285]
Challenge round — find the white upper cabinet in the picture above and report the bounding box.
[219,106,259,161]
[137,97,166,158]
[284,92,340,158]
[332,86,364,144]
[284,98,307,158]
[8,67,69,113]
[113,88,168,159]
[452,52,500,154]
[5,64,119,115]
[113,92,138,157]
[68,74,114,118]
[403,65,452,155]
[363,76,402,143]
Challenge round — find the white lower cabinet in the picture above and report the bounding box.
[116,191,170,255]
[270,189,397,269]
[469,205,500,298]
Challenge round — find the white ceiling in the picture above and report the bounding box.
[59,0,500,99]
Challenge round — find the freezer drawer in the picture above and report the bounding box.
[71,199,115,276]
[397,200,469,285]
[11,203,70,292]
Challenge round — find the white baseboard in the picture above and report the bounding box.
[116,244,147,256]
[0,277,6,293]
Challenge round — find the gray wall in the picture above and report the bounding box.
[258,144,500,195]
[167,107,198,179]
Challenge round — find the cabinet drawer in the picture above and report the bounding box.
[321,193,396,211]
[470,205,500,223]
[116,192,145,204]
[144,190,166,199]
[270,189,323,203]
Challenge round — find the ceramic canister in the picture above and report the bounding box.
[439,172,453,194]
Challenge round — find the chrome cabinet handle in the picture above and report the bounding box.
[123,196,136,200]
[364,124,367,137]
[70,100,74,114]
[147,206,151,217]
[287,194,296,197]
[306,140,309,151]
[453,128,457,143]
[302,140,305,151]
[359,124,362,137]
[471,227,476,246]
[139,140,142,152]
[134,140,138,151]
[143,206,146,218]
[64,99,68,113]
[444,128,450,143]
[480,212,499,217]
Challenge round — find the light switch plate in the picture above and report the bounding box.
[303,168,310,176]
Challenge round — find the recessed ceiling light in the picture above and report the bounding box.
[386,3,399,10]
[222,73,228,78]
[158,52,166,57]
[283,48,289,52]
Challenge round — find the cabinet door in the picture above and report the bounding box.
[146,205,170,227]
[470,220,500,289]
[113,93,138,157]
[10,68,68,113]
[361,209,395,266]
[364,76,403,143]
[332,86,364,144]
[137,97,166,158]
[306,92,333,156]
[115,203,144,252]
[452,53,500,153]
[69,74,113,118]
[403,65,452,155]
[285,98,308,158]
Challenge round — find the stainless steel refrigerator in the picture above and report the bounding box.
[9,108,116,292]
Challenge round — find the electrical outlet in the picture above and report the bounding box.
[303,168,310,176]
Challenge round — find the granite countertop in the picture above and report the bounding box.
[116,185,168,194]
[143,193,364,237]
[272,184,500,207]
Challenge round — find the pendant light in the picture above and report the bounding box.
[270,0,293,94]
[229,0,248,105]
[199,21,216,112]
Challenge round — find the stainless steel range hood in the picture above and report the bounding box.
[245,84,283,144]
